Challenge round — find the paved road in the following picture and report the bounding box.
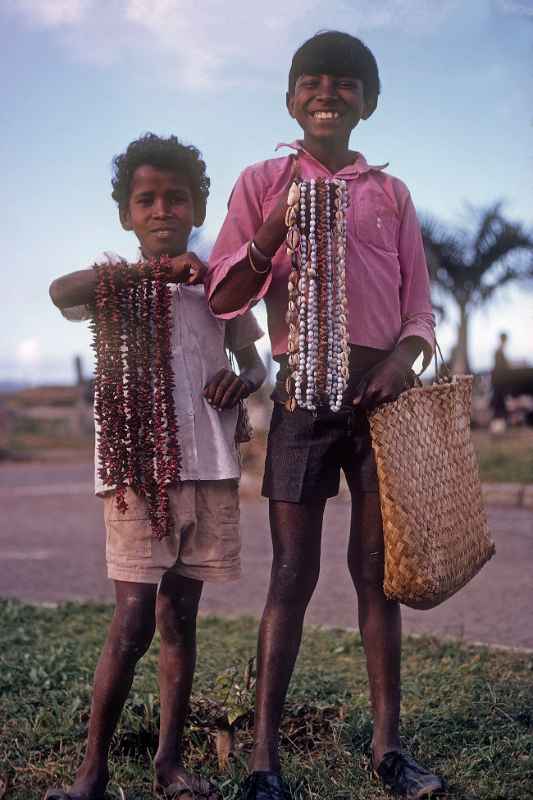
[1,460,532,649]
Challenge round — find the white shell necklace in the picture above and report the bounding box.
[285,178,349,412]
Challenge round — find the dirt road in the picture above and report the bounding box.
[1,460,532,649]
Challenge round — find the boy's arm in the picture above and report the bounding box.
[235,343,267,395]
[49,253,207,310]
[203,344,266,410]
[395,190,435,362]
[353,190,435,410]
[208,199,287,315]
[49,268,98,310]
[352,335,426,410]
[207,159,298,317]
[204,309,266,409]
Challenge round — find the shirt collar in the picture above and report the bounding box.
[275,140,388,177]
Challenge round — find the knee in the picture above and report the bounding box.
[270,557,319,606]
[156,594,197,647]
[348,549,384,595]
[109,603,155,663]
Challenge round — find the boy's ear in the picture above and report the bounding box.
[194,204,206,227]
[286,90,295,118]
[362,95,378,120]
[119,207,133,231]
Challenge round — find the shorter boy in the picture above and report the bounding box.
[45,133,266,800]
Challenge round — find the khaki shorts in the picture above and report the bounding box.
[103,480,241,584]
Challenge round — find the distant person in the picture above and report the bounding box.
[45,133,266,800]
[491,332,510,423]
[207,31,443,800]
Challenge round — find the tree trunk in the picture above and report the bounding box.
[452,303,470,374]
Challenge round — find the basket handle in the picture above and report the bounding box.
[416,337,451,382]
[434,339,452,383]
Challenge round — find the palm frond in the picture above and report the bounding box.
[472,201,504,257]
[421,205,533,309]
[473,221,533,279]
[421,217,468,294]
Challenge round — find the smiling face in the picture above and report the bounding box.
[287,73,372,149]
[120,165,195,259]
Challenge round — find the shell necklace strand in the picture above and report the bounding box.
[285,178,350,412]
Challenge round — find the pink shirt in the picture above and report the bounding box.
[207,141,435,358]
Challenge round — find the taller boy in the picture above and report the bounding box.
[207,32,444,800]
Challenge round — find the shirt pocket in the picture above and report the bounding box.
[355,190,400,254]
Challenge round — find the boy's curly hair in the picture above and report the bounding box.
[288,31,380,113]
[111,133,210,226]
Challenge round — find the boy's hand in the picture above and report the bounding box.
[203,369,252,409]
[165,253,207,285]
[254,155,301,260]
[352,355,414,411]
[265,155,301,230]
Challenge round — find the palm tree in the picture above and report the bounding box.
[421,203,533,373]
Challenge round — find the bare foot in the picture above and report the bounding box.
[44,763,110,800]
[154,764,219,799]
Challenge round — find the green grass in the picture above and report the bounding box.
[473,428,533,484]
[1,602,532,799]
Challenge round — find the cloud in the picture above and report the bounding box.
[7,0,462,89]
[496,0,533,16]
[336,0,462,33]
[16,337,42,365]
[9,0,89,26]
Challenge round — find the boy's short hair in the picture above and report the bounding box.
[288,31,380,111]
[111,133,210,226]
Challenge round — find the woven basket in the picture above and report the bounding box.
[369,375,495,610]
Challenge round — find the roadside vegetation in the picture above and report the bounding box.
[3,410,533,485]
[1,601,532,799]
[472,427,533,484]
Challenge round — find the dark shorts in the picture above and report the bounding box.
[261,348,388,504]
[261,402,378,503]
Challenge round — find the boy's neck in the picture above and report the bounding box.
[140,246,186,261]
[301,135,357,174]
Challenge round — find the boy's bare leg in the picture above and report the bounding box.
[64,581,157,799]
[249,498,326,773]
[153,572,215,795]
[346,487,401,765]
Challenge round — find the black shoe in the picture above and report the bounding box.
[374,751,446,799]
[241,771,289,800]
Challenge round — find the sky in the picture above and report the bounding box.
[1,0,532,385]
